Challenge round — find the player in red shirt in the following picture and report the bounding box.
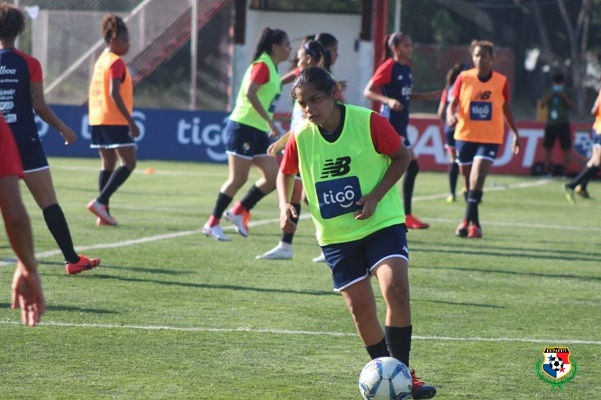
[0,116,45,326]
[364,33,439,230]
[0,3,99,274]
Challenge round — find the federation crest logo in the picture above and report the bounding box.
[536,346,577,390]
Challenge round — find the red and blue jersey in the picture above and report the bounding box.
[371,58,412,136]
[0,48,42,144]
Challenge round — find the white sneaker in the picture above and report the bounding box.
[256,245,293,260]
[202,223,231,241]
[312,252,326,263]
[87,200,117,226]
[224,210,249,237]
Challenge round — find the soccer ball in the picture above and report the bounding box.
[358,357,412,400]
[549,356,564,371]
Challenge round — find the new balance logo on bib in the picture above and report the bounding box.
[321,156,351,178]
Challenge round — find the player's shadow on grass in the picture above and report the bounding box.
[107,266,191,275]
[0,303,116,314]
[415,264,601,282]
[91,273,336,296]
[35,260,190,276]
[412,298,505,309]
[411,244,600,264]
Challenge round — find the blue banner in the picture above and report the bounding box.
[39,105,231,163]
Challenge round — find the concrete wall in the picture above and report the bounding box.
[240,10,370,114]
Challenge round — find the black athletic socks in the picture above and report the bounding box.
[385,325,412,367]
[403,160,419,215]
[97,166,132,205]
[366,337,390,360]
[568,166,599,189]
[212,192,233,219]
[449,162,459,197]
[98,170,113,202]
[465,190,483,227]
[43,204,79,263]
[240,184,269,212]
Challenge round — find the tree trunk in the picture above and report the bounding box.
[557,0,589,116]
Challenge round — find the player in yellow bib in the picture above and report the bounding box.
[203,28,291,241]
[256,39,328,260]
[278,66,436,399]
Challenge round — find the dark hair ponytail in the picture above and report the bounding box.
[253,27,287,61]
[290,66,339,102]
[315,32,338,72]
[384,32,409,61]
[303,40,326,64]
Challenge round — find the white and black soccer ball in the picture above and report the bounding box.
[358,357,412,400]
[549,356,564,371]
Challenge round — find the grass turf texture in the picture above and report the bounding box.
[0,157,599,399]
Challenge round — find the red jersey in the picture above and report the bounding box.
[0,116,24,179]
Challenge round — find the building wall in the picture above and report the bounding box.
[242,10,367,114]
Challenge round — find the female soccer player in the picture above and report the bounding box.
[446,40,520,238]
[0,3,100,274]
[202,28,291,241]
[364,32,439,230]
[438,63,468,203]
[277,66,436,399]
[86,13,140,227]
[256,39,327,259]
[564,86,601,202]
[1,116,45,327]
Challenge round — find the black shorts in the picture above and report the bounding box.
[90,125,136,149]
[543,122,571,150]
[322,224,409,291]
[455,140,499,165]
[444,128,456,149]
[17,136,49,172]
[224,120,271,159]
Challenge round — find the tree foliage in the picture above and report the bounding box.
[397,0,601,116]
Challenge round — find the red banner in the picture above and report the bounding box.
[274,113,594,176]
[399,118,592,175]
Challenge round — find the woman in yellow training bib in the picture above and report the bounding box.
[86,13,139,227]
[278,66,436,399]
[203,28,291,241]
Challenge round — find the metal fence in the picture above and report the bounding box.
[7,0,232,110]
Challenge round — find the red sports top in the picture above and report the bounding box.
[0,116,24,179]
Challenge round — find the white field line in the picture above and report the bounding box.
[53,164,227,177]
[2,178,598,266]
[0,320,600,345]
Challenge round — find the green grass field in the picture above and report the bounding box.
[1,157,599,399]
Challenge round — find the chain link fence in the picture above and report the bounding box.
[6,0,232,110]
